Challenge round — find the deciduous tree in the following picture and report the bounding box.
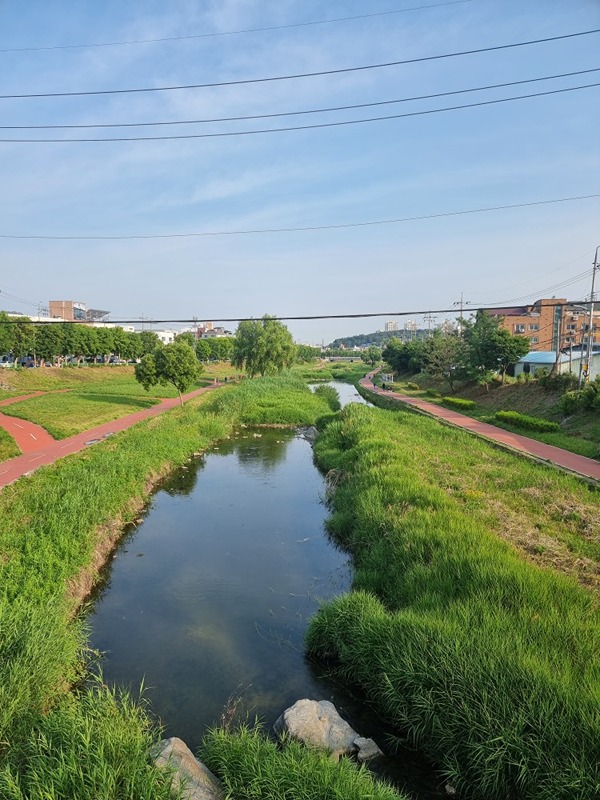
[134,341,202,405]
[232,316,296,377]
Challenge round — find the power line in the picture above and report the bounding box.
[495,271,593,305]
[467,249,594,301]
[1,193,597,240]
[4,67,598,130]
[1,300,592,325]
[2,28,598,100]
[3,82,599,142]
[0,2,472,53]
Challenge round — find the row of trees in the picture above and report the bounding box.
[382,312,530,391]
[0,313,251,366]
[0,313,165,364]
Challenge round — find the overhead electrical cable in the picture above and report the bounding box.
[1,301,592,326]
[467,249,594,301]
[0,2,473,53]
[3,82,598,142]
[4,67,598,130]
[1,28,598,100]
[1,194,598,240]
[486,270,593,306]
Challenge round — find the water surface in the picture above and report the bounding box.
[88,382,446,797]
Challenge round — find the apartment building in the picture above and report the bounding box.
[488,298,599,352]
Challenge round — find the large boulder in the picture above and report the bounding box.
[274,699,382,761]
[151,737,223,800]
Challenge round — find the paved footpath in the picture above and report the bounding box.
[0,384,220,489]
[360,373,600,483]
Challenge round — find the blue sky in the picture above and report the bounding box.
[0,0,598,343]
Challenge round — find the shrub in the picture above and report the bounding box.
[313,384,341,411]
[559,391,581,416]
[442,396,476,409]
[494,410,559,432]
[425,388,442,398]
[406,382,420,391]
[538,371,578,392]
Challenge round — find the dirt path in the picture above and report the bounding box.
[360,373,600,483]
[0,384,220,489]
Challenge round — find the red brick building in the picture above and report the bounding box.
[487,298,599,352]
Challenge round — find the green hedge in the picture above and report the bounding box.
[495,410,560,432]
[442,396,476,409]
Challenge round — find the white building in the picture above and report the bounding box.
[152,329,178,345]
[384,320,399,332]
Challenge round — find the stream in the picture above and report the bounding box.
[88,382,445,798]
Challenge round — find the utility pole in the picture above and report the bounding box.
[452,292,471,336]
[580,245,599,386]
[424,313,436,338]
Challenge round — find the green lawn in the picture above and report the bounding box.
[0,363,242,440]
[378,374,600,460]
[0,426,19,460]
[1,392,159,439]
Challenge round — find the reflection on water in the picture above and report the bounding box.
[88,383,445,798]
[89,428,350,747]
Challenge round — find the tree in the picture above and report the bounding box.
[0,311,15,355]
[424,333,469,392]
[211,336,234,362]
[295,344,320,363]
[139,329,160,356]
[134,341,202,405]
[362,345,382,366]
[494,329,530,382]
[11,317,35,361]
[463,311,529,383]
[175,332,196,349]
[35,323,64,365]
[232,316,296,377]
[382,338,427,374]
[195,338,211,362]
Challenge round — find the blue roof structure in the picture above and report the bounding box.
[518,351,571,364]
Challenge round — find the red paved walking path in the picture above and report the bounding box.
[360,373,600,483]
[0,384,220,489]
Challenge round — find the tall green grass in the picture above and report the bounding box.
[308,404,600,799]
[0,679,175,800]
[313,383,341,411]
[0,376,339,799]
[202,374,334,425]
[201,724,408,800]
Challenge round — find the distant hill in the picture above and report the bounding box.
[329,329,426,349]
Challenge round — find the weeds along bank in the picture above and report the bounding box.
[308,403,600,800]
[0,376,354,800]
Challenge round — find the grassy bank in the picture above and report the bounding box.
[0,375,349,799]
[377,374,600,459]
[308,403,600,799]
